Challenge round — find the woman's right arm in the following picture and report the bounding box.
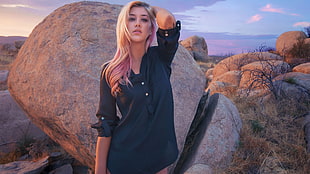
[95,137,111,174]
[93,67,118,174]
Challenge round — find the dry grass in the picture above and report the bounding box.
[0,135,35,164]
[196,56,228,73]
[223,95,310,174]
[197,61,216,72]
[0,136,62,164]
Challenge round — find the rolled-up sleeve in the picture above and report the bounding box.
[92,67,120,137]
[157,20,181,64]
[96,68,117,121]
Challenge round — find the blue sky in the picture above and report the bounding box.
[0,0,309,55]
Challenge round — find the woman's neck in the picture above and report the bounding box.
[130,42,146,61]
[130,42,147,74]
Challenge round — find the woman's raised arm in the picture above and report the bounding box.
[152,6,176,30]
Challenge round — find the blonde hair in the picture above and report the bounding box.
[104,1,157,96]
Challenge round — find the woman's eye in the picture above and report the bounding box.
[141,18,149,22]
[128,17,136,22]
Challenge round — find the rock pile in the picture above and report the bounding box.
[206,49,309,101]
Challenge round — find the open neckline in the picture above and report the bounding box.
[131,69,140,75]
[131,51,148,76]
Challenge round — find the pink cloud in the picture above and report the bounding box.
[247,14,262,23]
[293,22,310,27]
[290,13,300,16]
[260,4,284,13]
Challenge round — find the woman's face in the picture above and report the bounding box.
[127,6,152,44]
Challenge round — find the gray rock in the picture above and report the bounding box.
[184,164,213,174]
[189,93,241,169]
[0,70,8,83]
[180,35,208,61]
[0,156,49,174]
[49,164,73,174]
[171,45,206,152]
[8,1,205,170]
[0,90,46,154]
[174,92,242,173]
[273,72,310,101]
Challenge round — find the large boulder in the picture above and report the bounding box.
[213,52,282,78]
[189,93,241,170]
[180,35,208,61]
[276,31,307,56]
[0,90,46,154]
[171,45,206,153]
[8,1,205,170]
[293,62,310,74]
[175,93,242,173]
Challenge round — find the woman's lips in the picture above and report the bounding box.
[133,30,142,34]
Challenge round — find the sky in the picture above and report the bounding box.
[0,0,309,55]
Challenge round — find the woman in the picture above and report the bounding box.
[92,1,181,173]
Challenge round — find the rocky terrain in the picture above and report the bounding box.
[0,1,309,174]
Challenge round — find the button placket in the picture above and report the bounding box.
[141,79,153,115]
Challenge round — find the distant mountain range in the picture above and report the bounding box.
[0,36,27,44]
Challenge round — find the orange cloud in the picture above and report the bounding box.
[247,14,262,23]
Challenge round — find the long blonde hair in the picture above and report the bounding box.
[104,1,157,96]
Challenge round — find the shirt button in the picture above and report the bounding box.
[141,82,144,85]
[145,92,149,96]
[165,31,169,37]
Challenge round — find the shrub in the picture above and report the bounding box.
[249,120,264,134]
[284,77,296,84]
[304,26,310,38]
[288,38,310,59]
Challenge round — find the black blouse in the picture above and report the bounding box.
[96,21,181,174]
